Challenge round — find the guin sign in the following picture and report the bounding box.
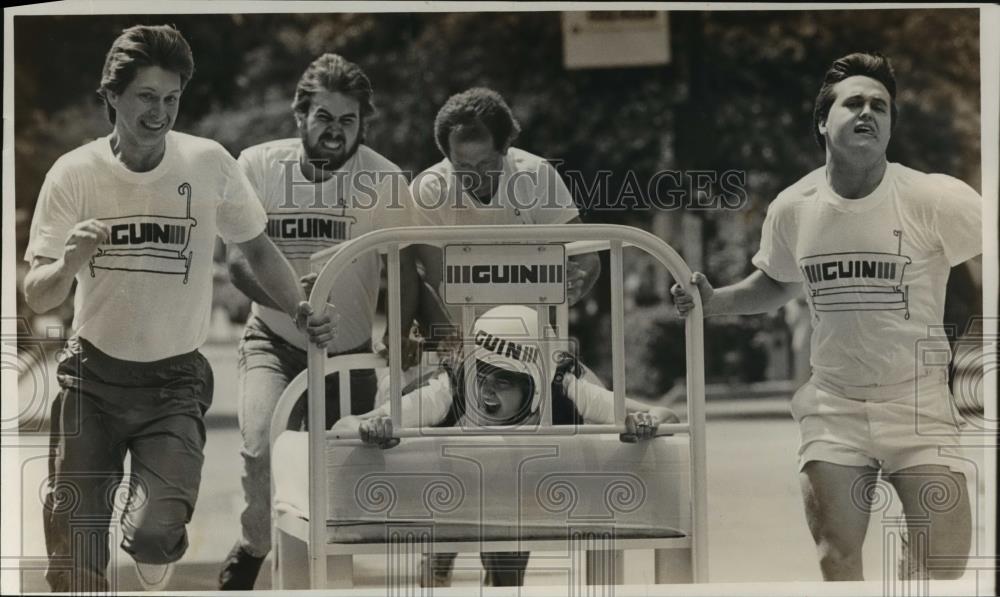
[443,244,566,305]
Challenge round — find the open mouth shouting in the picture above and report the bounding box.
[853,122,877,137]
[320,134,345,153]
[480,394,502,415]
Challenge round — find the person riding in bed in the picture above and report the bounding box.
[333,304,678,587]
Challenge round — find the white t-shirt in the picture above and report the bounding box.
[238,140,416,352]
[752,162,982,387]
[25,131,267,362]
[410,148,580,322]
[363,371,616,428]
[410,147,579,227]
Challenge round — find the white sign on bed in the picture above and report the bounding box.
[443,243,566,305]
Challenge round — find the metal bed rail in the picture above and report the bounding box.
[303,224,707,587]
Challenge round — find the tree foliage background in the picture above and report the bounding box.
[12,8,982,395]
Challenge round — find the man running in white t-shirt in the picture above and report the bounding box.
[410,88,602,333]
[217,54,422,590]
[23,25,333,593]
[672,52,981,581]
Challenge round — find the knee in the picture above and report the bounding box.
[817,539,863,578]
[240,417,274,461]
[125,523,187,564]
[240,439,271,464]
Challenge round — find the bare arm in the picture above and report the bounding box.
[235,232,336,347]
[672,269,801,317]
[415,244,444,292]
[565,216,602,305]
[24,257,78,314]
[333,373,453,446]
[623,396,672,418]
[234,232,305,315]
[333,414,400,449]
[412,244,459,346]
[226,242,281,308]
[23,218,110,313]
[966,254,983,289]
[374,246,424,368]
[564,375,679,440]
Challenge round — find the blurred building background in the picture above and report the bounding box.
[12,8,983,399]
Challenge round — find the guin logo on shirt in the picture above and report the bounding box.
[90,182,198,283]
[264,211,357,258]
[798,230,912,320]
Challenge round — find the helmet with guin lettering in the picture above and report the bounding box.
[468,305,549,416]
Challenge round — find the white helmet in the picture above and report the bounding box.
[469,305,548,415]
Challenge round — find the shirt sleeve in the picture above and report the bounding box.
[236,148,267,208]
[565,375,616,424]
[367,371,454,427]
[217,151,268,244]
[372,170,418,229]
[533,159,579,225]
[930,175,982,266]
[751,198,803,283]
[409,171,446,227]
[25,172,80,263]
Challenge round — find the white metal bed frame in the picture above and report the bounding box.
[268,224,707,588]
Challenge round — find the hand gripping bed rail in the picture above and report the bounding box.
[297,224,706,587]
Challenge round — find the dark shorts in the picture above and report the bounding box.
[44,337,213,592]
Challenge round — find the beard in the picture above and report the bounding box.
[301,130,361,176]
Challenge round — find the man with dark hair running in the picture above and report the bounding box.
[672,52,980,581]
[23,25,333,592]
[217,53,422,590]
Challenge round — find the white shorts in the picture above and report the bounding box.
[789,371,967,475]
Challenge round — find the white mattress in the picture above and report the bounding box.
[272,432,691,543]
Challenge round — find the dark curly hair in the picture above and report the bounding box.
[813,52,897,149]
[97,24,195,124]
[292,53,376,122]
[433,87,521,158]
